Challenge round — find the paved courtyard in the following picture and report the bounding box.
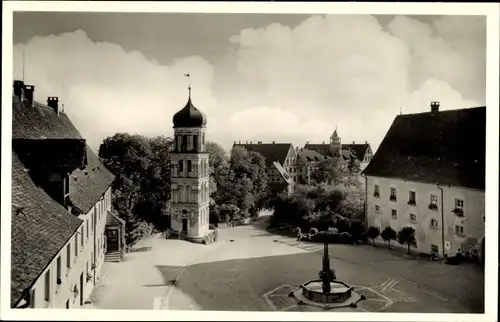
[90,216,484,313]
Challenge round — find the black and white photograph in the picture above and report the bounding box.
[1,2,498,321]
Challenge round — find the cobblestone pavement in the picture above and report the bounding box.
[90,216,483,313]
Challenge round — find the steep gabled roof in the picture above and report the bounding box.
[297,148,325,164]
[11,152,82,307]
[362,106,486,189]
[273,161,293,185]
[69,146,115,214]
[106,210,126,227]
[233,143,292,167]
[12,95,83,140]
[342,143,370,161]
[304,144,353,161]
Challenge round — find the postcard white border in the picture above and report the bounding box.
[2,2,499,321]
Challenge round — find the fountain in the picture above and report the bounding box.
[289,242,366,309]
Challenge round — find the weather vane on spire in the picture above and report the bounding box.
[184,73,191,98]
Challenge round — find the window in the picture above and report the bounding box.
[431,244,439,254]
[75,235,78,256]
[30,289,36,308]
[44,270,50,301]
[179,160,184,173]
[391,209,398,219]
[374,205,380,214]
[390,187,397,201]
[56,256,62,282]
[374,185,380,197]
[66,245,71,269]
[410,214,417,222]
[66,299,70,309]
[430,194,438,205]
[182,135,188,151]
[455,198,464,209]
[86,220,89,239]
[408,191,416,205]
[430,219,439,229]
[187,160,192,173]
[81,226,84,246]
[93,210,96,234]
[193,135,198,149]
[455,225,464,236]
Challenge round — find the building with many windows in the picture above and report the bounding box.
[11,80,115,308]
[362,102,485,260]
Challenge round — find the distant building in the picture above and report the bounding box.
[362,102,485,261]
[11,81,115,309]
[295,148,326,185]
[169,86,215,243]
[232,141,297,195]
[304,128,373,170]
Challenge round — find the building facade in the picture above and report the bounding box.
[232,141,297,195]
[11,81,115,308]
[169,87,213,243]
[363,102,485,259]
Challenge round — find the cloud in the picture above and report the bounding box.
[12,15,485,154]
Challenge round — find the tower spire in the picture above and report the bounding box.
[184,73,191,100]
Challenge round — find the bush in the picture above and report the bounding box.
[310,230,353,244]
[209,224,217,230]
[309,228,319,236]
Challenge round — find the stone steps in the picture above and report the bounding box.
[105,252,122,262]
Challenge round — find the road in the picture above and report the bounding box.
[90,215,484,313]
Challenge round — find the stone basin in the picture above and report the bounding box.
[291,279,364,309]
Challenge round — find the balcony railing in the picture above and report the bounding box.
[428,203,438,211]
[389,196,397,202]
[373,192,380,198]
[407,200,416,206]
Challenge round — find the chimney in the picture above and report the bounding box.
[250,141,253,144]
[23,85,35,107]
[430,101,440,115]
[47,97,59,115]
[258,141,262,144]
[238,140,241,144]
[272,141,275,144]
[352,141,355,144]
[365,141,368,144]
[13,80,24,100]
[322,141,325,144]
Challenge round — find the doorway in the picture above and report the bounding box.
[182,218,188,232]
[79,273,84,306]
[106,229,119,253]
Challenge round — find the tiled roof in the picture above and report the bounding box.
[69,146,115,214]
[233,143,292,167]
[297,148,325,164]
[304,143,367,161]
[362,106,486,189]
[106,210,126,227]
[342,144,370,161]
[273,161,293,185]
[12,95,83,140]
[11,152,82,307]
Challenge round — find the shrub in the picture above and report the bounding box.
[328,227,339,233]
[209,224,217,230]
[309,228,319,236]
[311,230,352,244]
[367,226,380,245]
[381,226,397,249]
[397,226,416,254]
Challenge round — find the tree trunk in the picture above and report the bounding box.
[407,244,411,254]
[388,240,391,249]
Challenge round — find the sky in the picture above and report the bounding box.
[12,12,486,153]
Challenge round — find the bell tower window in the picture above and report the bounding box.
[179,160,184,174]
[193,135,198,151]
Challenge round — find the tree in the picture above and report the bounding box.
[219,203,241,223]
[349,219,365,242]
[381,226,397,250]
[367,226,380,246]
[397,226,416,254]
[310,157,347,186]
